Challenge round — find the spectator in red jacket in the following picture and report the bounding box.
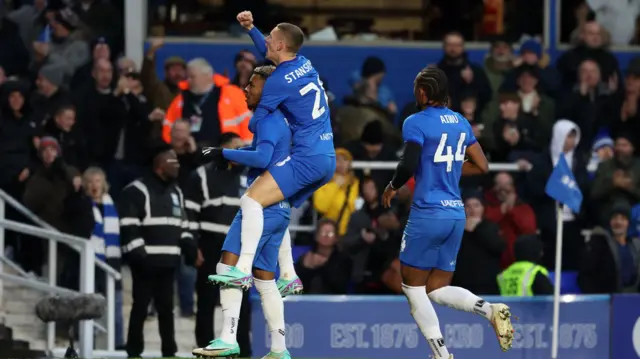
[484,172,538,268]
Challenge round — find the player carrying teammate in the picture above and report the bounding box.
[381,67,514,359]
[206,12,336,287]
[192,65,293,359]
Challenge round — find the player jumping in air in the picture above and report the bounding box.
[381,67,514,359]
[193,66,294,359]
[206,12,336,288]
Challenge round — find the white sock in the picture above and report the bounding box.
[402,284,450,359]
[236,195,264,273]
[217,263,243,344]
[254,278,287,353]
[428,286,493,321]
[278,228,297,280]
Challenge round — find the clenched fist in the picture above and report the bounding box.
[236,11,254,30]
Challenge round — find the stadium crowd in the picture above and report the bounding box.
[0,0,640,354]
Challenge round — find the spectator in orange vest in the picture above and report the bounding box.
[163,58,252,146]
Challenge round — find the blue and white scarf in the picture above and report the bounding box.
[90,194,121,262]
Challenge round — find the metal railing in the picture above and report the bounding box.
[0,189,121,358]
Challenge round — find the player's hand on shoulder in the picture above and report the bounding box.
[236,11,254,30]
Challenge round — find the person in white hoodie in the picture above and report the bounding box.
[524,119,590,270]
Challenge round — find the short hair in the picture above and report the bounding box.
[253,65,276,79]
[219,132,241,147]
[276,23,305,53]
[82,166,109,194]
[498,92,521,104]
[187,58,214,75]
[54,104,75,117]
[415,67,449,106]
[317,218,337,233]
[443,31,465,43]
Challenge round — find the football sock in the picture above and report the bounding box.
[217,263,243,343]
[428,286,493,321]
[255,278,287,352]
[278,228,297,280]
[236,195,263,273]
[402,284,450,359]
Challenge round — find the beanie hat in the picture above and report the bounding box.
[610,204,631,220]
[361,57,386,78]
[520,39,542,58]
[39,64,65,87]
[592,129,614,152]
[39,136,61,155]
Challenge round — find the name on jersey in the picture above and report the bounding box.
[284,60,313,83]
[441,200,464,207]
[319,132,333,141]
[440,115,459,124]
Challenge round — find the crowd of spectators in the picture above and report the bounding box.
[0,2,640,352]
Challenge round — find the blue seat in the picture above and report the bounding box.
[548,271,581,294]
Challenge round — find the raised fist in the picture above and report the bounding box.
[236,11,254,30]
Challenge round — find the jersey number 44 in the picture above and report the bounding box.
[434,132,467,172]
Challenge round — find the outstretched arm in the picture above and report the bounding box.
[221,114,283,169]
[237,11,267,58]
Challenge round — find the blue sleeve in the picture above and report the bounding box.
[402,115,424,146]
[257,75,288,112]
[464,116,478,146]
[223,142,274,169]
[248,27,267,58]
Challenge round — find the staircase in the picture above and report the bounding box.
[0,264,217,356]
[0,324,46,359]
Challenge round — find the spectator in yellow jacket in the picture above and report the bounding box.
[313,148,360,236]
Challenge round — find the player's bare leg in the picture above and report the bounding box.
[193,252,242,358]
[426,270,514,352]
[401,264,452,359]
[254,268,291,359]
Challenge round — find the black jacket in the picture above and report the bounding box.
[117,173,197,269]
[184,164,245,261]
[452,220,505,295]
[578,227,640,294]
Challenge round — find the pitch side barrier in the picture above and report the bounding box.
[251,294,640,359]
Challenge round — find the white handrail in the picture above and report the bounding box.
[0,193,121,357]
[0,189,121,279]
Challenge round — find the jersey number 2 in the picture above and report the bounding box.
[299,77,328,120]
[434,132,466,172]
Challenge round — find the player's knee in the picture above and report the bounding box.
[240,194,263,211]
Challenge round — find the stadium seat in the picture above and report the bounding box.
[548,271,581,294]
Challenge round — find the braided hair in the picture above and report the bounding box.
[414,67,450,107]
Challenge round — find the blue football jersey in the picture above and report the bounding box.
[246,109,292,188]
[402,107,477,219]
[257,55,335,157]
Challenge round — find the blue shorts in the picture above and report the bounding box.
[221,209,289,272]
[399,217,465,272]
[269,154,336,208]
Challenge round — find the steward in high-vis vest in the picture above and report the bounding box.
[497,234,553,296]
[163,58,253,146]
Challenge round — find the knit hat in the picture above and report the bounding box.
[54,9,77,31]
[515,64,540,80]
[91,36,109,50]
[519,39,542,58]
[615,132,636,148]
[610,204,631,220]
[462,189,485,205]
[360,120,384,145]
[361,57,386,78]
[39,64,65,87]
[592,129,614,151]
[164,56,186,69]
[39,136,61,155]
